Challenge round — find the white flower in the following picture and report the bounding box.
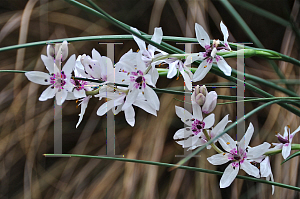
[96,86,157,126]
[173,102,215,150]
[25,54,75,105]
[207,123,271,188]
[115,52,159,112]
[131,27,163,84]
[185,21,232,82]
[162,58,193,91]
[272,125,300,159]
[76,49,114,83]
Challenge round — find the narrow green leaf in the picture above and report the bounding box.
[281,151,300,164]
[43,154,300,192]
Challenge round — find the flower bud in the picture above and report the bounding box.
[47,44,55,58]
[195,93,206,106]
[60,40,68,61]
[202,91,217,114]
[199,85,208,96]
[54,40,69,61]
[191,85,200,102]
[80,54,91,67]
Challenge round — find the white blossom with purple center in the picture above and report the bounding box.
[185,21,232,82]
[25,54,75,105]
[131,27,163,85]
[271,125,300,159]
[115,53,159,112]
[207,123,271,188]
[96,86,157,127]
[173,102,215,150]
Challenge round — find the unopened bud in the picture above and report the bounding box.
[191,85,200,102]
[54,40,69,61]
[199,85,208,96]
[202,91,217,114]
[60,40,68,61]
[47,44,55,58]
[80,54,91,67]
[195,93,206,106]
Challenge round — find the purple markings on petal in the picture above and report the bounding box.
[191,119,205,135]
[276,134,289,144]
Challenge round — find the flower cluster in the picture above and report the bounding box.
[23,21,300,194]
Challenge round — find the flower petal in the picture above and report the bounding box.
[239,122,254,152]
[192,60,212,82]
[97,100,116,116]
[55,89,68,105]
[25,71,51,85]
[203,114,215,129]
[202,91,217,114]
[92,48,102,61]
[167,61,178,79]
[220,164,239,188]
[247,142,270,158]
[216,56,231,76]
[241,160,260,178]
[291,125,300,136]
[131,27,147,52]
[148,27,163,54]
[218,133,236,152]
[122,89,139,110]
[76,96,90,128]
[181,70,192,91]
[124,105,135,127]
[144,86,160,110]
[74,89,86,99]
[184,53,203,65]
[39,86,57,101]
[282,143,291,159]
[173,128,193,139]
[133,98,157,116]
[176,136,199,148]
[62,54,75,74]
[260,156,272,178]
[207,153,230,165]
[175,105,192,125]
[192,102,203,121]
[220,21,229,45]
[41,54,54,74]
[211,114,231,138]
[195,23,210,48]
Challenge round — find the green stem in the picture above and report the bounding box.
[203,129,223,154]
[0,36,299,67]
[264,144,300,156]
[229,0,290,27]
[43,153,300,191]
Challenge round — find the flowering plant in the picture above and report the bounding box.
[1,0,300,198]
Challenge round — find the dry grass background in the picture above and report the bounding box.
[0,0,299,198]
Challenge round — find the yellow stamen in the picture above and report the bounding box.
[204,65,207,68]
[287,125,291,129]
[226,142,230,145]
[176,76,179,80]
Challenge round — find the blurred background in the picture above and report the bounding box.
[0,0,299,198]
